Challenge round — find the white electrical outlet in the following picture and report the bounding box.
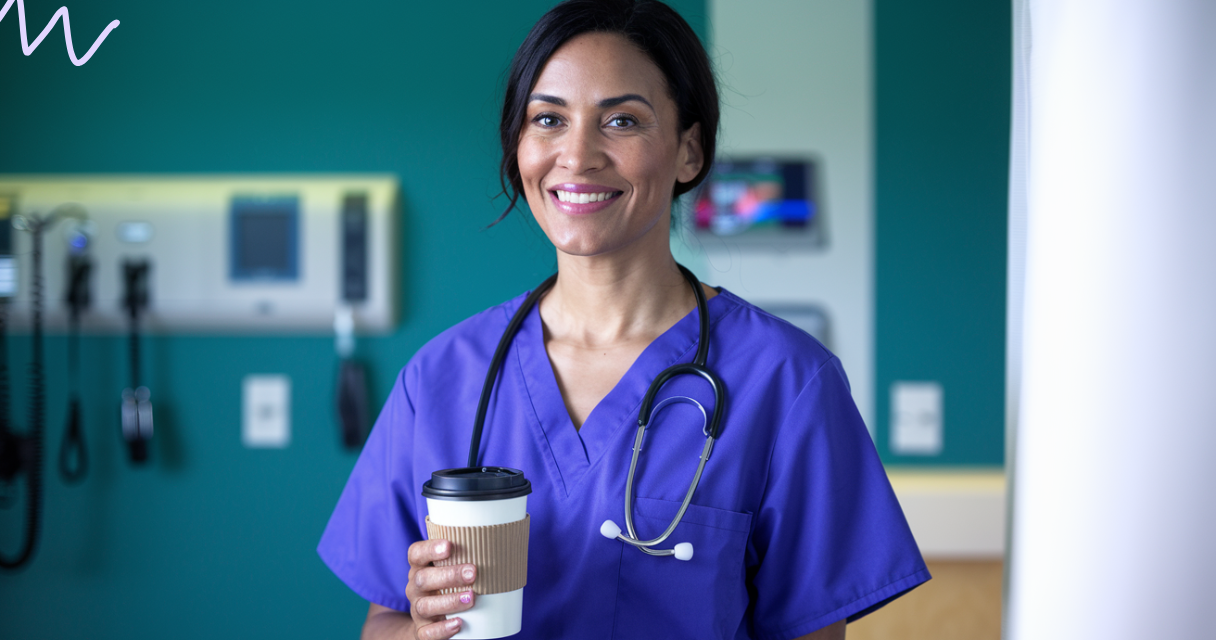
[243,375,291,448]
[891,381,943,455]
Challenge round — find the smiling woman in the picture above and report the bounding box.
[317,2,929,639]
[517,33,702,262]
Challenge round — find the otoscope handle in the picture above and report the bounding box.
[120,387,153,464]
[120,261,153,464]
[122,260,150,319]
[58,398,87,483]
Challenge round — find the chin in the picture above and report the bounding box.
[537,219,612,256]
[533,205,668,260]
[551,237,620,258]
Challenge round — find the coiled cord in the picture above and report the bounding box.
[0,304,8,434]
[0,221,45,570]
[0,304,15,509]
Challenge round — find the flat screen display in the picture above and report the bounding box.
[689,158,822,246]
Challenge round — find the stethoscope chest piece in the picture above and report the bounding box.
[600,395,712,561]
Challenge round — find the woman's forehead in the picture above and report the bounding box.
[532,32,669,105]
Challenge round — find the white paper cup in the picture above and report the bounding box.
[423,467,531,639]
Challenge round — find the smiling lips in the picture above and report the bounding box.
[549,183,623,214]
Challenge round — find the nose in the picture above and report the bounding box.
[557,119,607,174]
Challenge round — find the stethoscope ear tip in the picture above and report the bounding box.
[674,542,694,561]
[600,520,623,539]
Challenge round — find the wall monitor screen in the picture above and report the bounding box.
[230,195,299,282]
[688,158,824,248]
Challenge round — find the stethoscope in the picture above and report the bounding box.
[465,264,724,561]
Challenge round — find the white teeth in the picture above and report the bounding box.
[555,190,616,204]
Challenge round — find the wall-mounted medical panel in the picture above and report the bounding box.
[0,175,398,333]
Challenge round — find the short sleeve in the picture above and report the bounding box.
[748,358,930,640]
[317,366,423,612]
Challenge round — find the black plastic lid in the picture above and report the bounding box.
[421,467,532,501]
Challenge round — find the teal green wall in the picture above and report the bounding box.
[873,1,1010,466]
[0,1,707,637]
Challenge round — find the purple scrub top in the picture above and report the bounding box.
[319,288,929,640]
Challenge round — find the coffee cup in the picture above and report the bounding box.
[422,467,531,639]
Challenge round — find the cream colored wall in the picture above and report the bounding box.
[889,471,1006,559]
[681,0,875,430]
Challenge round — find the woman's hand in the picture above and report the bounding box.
[404,538,478,639]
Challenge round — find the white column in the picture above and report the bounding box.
[1007,1,1216,638]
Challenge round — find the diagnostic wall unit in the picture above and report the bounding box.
[0,175,398,333]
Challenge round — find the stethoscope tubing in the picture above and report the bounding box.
[466,264,724,560]
[467,273,557,468]
[622,424,716,555]
[638,363,724,437]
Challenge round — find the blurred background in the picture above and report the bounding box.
[0,0,1009,638]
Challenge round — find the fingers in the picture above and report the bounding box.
[408,539,452,567]
[412,589,476,618]
[416,617,464,640]
[411,587,475,639]
[413,562,477,593]
[405,538,479,639]
[407,539,477,596]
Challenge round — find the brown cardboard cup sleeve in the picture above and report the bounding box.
[425,514,530,595]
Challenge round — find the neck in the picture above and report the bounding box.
[542,228,693,347]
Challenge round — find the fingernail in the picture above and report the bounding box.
[462,567,475,583]
[459,591,473,604]
[435,541,449,554]
[446,618,461,631]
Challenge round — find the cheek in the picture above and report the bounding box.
[516,138,547,191]
[628,143,680,199]
[515,140,553,228]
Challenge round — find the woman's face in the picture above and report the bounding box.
[518,32,703,259]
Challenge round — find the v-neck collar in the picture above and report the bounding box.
[510,289,736,498]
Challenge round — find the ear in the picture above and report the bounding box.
[675,122,704,184]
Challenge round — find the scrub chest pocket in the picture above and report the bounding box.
[611,497,753,639]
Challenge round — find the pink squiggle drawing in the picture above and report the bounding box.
[0,0,120,66]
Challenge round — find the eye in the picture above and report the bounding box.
[606,114,637,129]
[532,113,563,128]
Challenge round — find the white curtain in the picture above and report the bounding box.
[1006,1,1216,638]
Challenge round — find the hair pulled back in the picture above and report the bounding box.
[496,0,719,221]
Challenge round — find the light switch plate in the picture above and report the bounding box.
[891,381,943,455]
[243,374,291,448]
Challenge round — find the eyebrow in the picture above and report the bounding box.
[529,93,566,106]
[597,94,654,110]
[528,93,655,111]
